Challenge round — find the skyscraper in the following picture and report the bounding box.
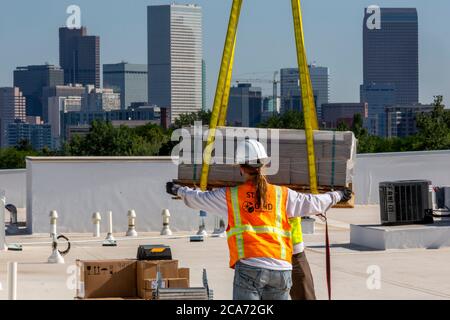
[59,27,100,88]
[148,4,202,123]
[13,65,64,117]
[227,83,262,127]
[280,65,329,119]
[363,8,419,105]
[0,87,27,147]
[103,62,148,110]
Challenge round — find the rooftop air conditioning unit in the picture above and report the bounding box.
[435,187,450,211]
[379,180,433,226]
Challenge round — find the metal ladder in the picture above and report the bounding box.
[153,269,214,300]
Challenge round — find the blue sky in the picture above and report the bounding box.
[1,0,449,107]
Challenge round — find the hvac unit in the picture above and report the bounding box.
[435,187,450,210]
[379,180,433,225]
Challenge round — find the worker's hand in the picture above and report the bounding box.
[166,182,181,197]
[341,188,353,202]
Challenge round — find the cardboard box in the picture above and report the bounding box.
[167,278,189,289]
[136,260,178,293]
[76,259,137,299]
[178,268,190,286]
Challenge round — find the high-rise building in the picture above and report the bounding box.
[363,8,418,105]
[227,83,262,127]
[280,65,329,119]
[103,62,148,110]
[7,121,52,150]
[13,65,64,117]
[59,27,100,88]
[321,103,368,129]
[0,87,27,147]
[148,4,202,123]
[360,83,396,136]
[386,104,434,138]
[42,84,86,122]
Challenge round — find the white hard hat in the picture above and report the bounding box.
[235,139,269,167]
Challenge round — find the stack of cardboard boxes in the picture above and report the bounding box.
[76,259,190,300]
[177,127,356,188]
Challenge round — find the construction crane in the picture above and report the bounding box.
[234,72,279,113]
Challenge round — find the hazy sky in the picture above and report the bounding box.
[1,0,449,107]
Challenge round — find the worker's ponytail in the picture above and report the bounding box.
[241,165,269,209]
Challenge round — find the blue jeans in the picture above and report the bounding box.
[233,262,292,300]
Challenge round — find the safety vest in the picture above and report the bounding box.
[225,181,293,269]
[289,217,304,245]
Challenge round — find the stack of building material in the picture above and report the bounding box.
[177,127,356,188]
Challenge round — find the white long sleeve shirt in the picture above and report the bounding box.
[178,186,343,270]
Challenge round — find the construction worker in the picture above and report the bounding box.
[166,139,352,300]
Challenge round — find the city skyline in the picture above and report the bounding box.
[1,0,450,108]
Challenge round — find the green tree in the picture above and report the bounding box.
[173,110,212,129]
[336,121,350,132]
[64,121,162,156]
[0,148,38,169]
[414,95,450,150]
[259,110,305,129]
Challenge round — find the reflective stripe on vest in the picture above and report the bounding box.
[289,217,304,245]
[228,185,290,261]
[230,187,245,259]
[275,186,287,259]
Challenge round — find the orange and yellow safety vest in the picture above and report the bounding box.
[225,181,293,268]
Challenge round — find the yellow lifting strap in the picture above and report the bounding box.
[200,0,319,195]
[291,0,319,194]
[200,0,242,191]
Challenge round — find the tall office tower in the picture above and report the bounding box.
[360,83,396,136]
[59,27,101,88]
[362,8,419,136]
[202,59,207,110]
[103,62,148,110]
[148,4,202,123]
[13,65,64,117]
[280,65,329,119]
[0,87,27,147]
[227,83,262,127]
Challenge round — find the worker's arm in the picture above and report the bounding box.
[286,189,344,218]
[177,187,228,218]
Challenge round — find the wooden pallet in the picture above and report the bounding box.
[173,180,355,209]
